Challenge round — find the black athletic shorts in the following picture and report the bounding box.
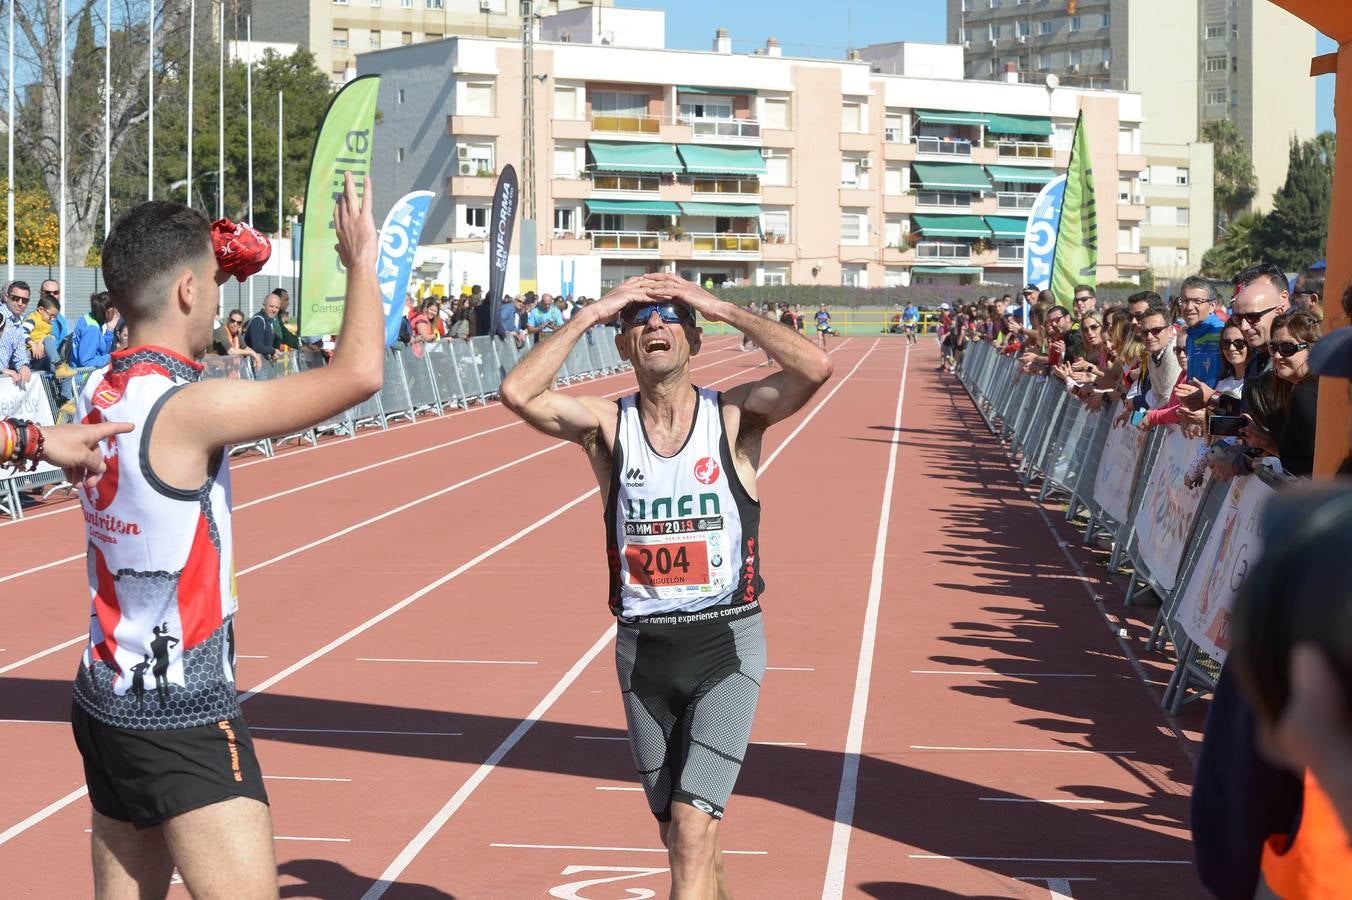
[71,700,269,829]
[615,602,766,822]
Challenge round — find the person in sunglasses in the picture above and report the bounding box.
[499,272,832,899]
[209,307,262,368]
[1238,310,1321,477]
[1231,262,1290,380]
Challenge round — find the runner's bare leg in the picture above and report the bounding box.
[91,812,174,900]
[660,805,725,899]
[161,797,278,900]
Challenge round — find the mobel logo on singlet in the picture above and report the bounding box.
[624,492,721,521]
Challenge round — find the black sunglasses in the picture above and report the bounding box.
[1268,340,1309,358]
[619,303,693,328]
[1229,305,1281,325]
[1142,324,1172,338]
[228,318,245,325]
[1221,338,1247,350]
[1084,322,1102,331]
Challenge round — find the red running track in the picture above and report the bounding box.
[0,339,1207,898]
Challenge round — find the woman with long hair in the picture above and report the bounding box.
[1242,310,1321,476]
[409,298,441,359]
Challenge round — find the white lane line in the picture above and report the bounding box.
[251,726,461,737]
[0,719,66,725]
[909,854,1190,865]
[0,344,793,845]
[360,626,619,900]
[573,735,628,742]
[356,658,538,665]
[264,775,353,783]
[821,340,909,900]
[909,745,1136,754]
[979,798,1106,804]
[909,670,1094,678]
[237,654,269,659]
[275,835,352,843]
[595,786,643,792]
[0,635,85,677]
[766,666,815,672]
[362,341,876,898]
[490,843,768,856]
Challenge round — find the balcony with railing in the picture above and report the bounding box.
[590,173,661,195]
[589,231,662,254]
[691,232,761,256]
[691,176,761,198]
[916,241,972,261]
[994,140,1055,161]
[996,191,1038,212]
[683,116,761,141]
[915,190,973,211]
[996,244,1026,263]
[914,136,973,158]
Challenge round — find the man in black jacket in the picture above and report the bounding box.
[244,292,281,361]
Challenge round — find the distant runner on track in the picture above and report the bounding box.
[69,173,383,899]
[500,273,833,899]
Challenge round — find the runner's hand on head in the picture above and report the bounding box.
[640,272,729,322]
[333,172,377,271]
[44,421,135,489]
[589,277,652,323]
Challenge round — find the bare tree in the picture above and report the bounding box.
[6,0,191,264]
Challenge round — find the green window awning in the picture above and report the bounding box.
[678,202,763,218]
[677,85,758,97]
[983,113,1054,137]
[913,266,984,275]
[985,216,1028,239]
[585,199,681,216]
[911,214,992,238]
[676,144,767,176]
[915,109,991,127]
[587,142,683,174]
[985,164,1058,185]
[912,162,992,192]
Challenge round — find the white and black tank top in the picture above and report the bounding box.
[605,387,762,618]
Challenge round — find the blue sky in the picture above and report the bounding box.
[622,0,1336,134]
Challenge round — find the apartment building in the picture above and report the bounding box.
[947,0,1315,222]
[357,8,1148,293]
[253,0,613,85]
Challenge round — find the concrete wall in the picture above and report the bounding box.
[1122,0,1198,146]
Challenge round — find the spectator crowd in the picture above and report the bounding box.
[951,262,1352,899]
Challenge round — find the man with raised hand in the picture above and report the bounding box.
[499,272,832,900]
[70,172,382,900]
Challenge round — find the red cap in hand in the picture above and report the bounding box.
[211,218,272,282]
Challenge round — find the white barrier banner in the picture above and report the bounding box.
[1091,404,1140,524]
[1175,475,1274,664]
[0,376,58,482]
[1131,428,1208,591]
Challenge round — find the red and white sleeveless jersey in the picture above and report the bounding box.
[72,346,240,730]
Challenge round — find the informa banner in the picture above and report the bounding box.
[378,190,435,346]
[1022,174,1067,292]
[1049,110,1098,303]
[1131,429,1208,592]
[487,165,519,338]
[297,75,380,336]
[0,376,57,482]
[1175,475,1275,663]
[1091,404,1141,524]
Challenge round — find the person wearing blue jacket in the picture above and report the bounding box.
[1179,275,1226,388]
[72,291,119,369]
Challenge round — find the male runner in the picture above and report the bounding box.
[901,302,919,344]
[499,273,833,900]
[69,173,382,899]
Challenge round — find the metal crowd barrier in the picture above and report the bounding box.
[957,338,1278,712]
